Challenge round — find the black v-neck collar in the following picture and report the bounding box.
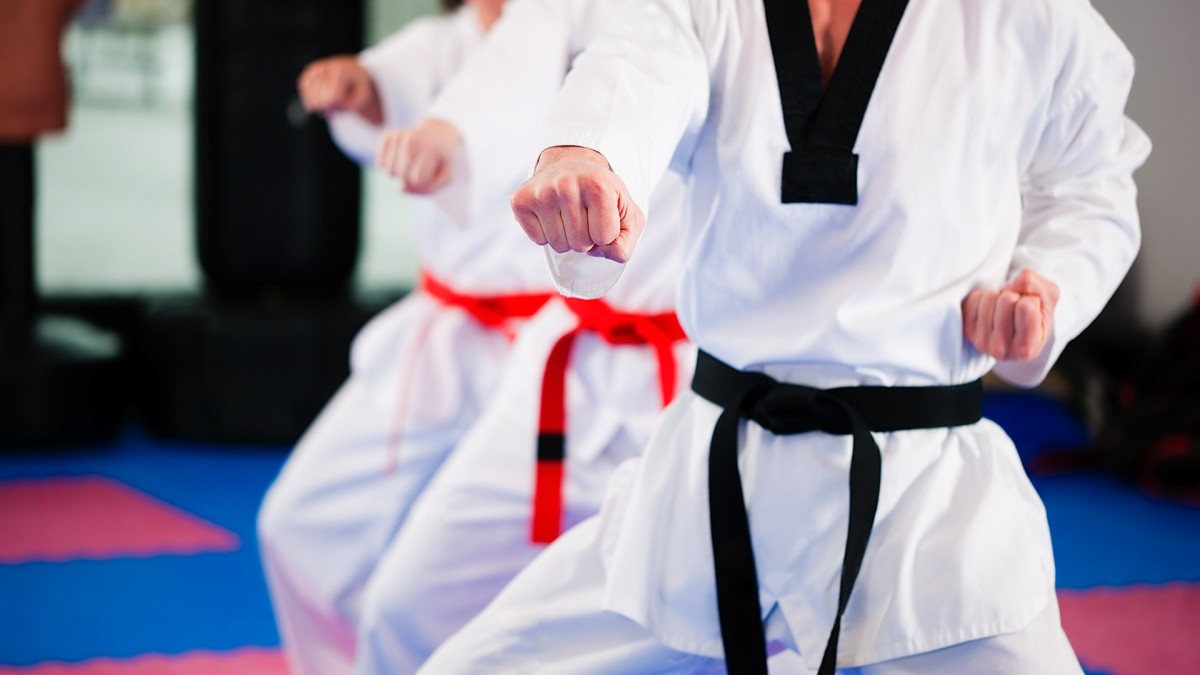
[763,0,910,205]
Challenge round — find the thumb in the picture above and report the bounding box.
[343,74,370,111]
[590,197,645,263]
[1005,268,1060,313]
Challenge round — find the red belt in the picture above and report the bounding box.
[385,271,552,472]
[532,297,688,543]
[420,270,553,338]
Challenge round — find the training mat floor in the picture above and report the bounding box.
[1,391,1197,674]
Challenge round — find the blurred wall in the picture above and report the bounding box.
[39,0,1197,329]
[1092,0,1200,329]
[367,0,438,42]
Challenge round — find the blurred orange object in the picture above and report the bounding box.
[0,0,87,141]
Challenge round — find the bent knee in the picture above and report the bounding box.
[256,468,328,571]
[358,564,427,635]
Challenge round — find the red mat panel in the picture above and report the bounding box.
[1060,582,1200,675]
[0,648,285,674]
[0,476,238,564]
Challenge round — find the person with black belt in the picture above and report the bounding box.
[415,0,1149,672]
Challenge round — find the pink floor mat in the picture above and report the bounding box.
[0,475,239,564]
[1060,582,1200,675]
[0,648,286,675]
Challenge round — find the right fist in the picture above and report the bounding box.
[510,146,644,264]
[376,119,462,195]
[297,56,383,125]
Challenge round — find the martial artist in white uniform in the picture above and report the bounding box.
[420,0,1150,672]
[256,4,556,675]
[351,1,698,672]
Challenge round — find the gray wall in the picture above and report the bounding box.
[1092,0,1200,329]
[368,0,439,43]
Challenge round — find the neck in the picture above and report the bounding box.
[808,0,863,85]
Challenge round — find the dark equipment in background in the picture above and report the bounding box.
[139,0,374,443]
[0,146,130,448]
[140,297,380,444]
[194,0,362,299]
[1094,293,1200,497]
[0,1,131,449]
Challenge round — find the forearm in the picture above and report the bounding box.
[536,0,709,211]
[996,124,1147,386]
[422,0,576,222]
[326,16,448,166]
[993,0,1150,386]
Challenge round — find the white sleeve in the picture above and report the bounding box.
[326,16,447,166]
[538,0,708,211]
[535,0,710,297]
[422,0,576,225]
[996,3,1151,386]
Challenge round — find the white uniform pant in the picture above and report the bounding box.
[352,302,696,674]
[258,298,514,675]
[418,462,1084,675]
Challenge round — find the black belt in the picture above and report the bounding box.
[691,350,982,675]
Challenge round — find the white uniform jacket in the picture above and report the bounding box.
[425,0,692,314]
[532,0,1149,668]
[329,5,551,300]
[326,6,555,407]
[415,0,697,472]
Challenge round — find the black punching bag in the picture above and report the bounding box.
[138,0,374,444]
[195,0,363,299]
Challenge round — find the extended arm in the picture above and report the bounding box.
[315,17,447,166]
[971,1,1150,385]
[374,0,580,219]
[296,56,383,126]
[510,0,710,285]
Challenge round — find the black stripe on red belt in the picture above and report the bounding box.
[691,350,982,675]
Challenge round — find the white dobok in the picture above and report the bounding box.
[420,0,1149,672]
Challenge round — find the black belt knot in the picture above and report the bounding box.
[752,386,864,436]
[691,350,981,675]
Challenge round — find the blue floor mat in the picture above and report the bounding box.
[0,430,288,665]
[0,392,1197,672]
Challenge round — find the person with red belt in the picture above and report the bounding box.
[345,0,698,671]
[255,2,558,674]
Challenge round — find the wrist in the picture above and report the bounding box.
[535,146,611,173]
[415,118,463,150]
[357,92,384,126]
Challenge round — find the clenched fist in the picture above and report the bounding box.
[510,146,644,263]
[296,56,383,125]
[376,119,461,195]
[962,269,1060,361]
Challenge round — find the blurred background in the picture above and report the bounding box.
[32,0,1200,330]
[40,0,424,297]
[0,0,1197,673]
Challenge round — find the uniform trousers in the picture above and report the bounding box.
[353,300,695,673]
[418,439,1084,674]
[258,294,521,675]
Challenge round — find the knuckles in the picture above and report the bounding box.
[510,187,536,213]
[552,174,579,195]
[576,175,609,202]
[528,182,556,207]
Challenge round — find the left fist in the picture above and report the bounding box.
[962,269,1059,361]
[376,119,461,195]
